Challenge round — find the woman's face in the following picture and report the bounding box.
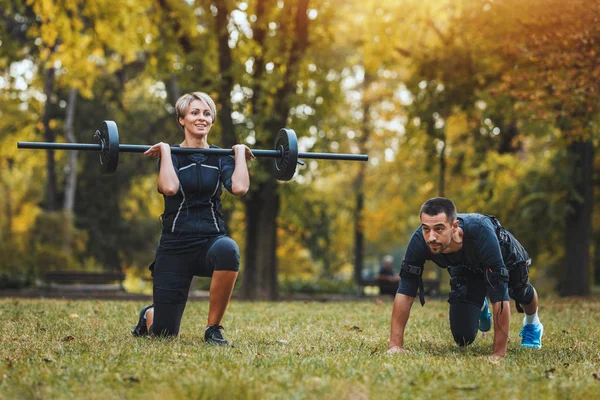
[179,98,214,138]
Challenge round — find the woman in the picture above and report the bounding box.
[132,92,254,345]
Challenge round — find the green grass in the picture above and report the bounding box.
[1,297,599,399]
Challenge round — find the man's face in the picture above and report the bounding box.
[421,212,456,254]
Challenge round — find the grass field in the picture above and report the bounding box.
[1,296,599,399]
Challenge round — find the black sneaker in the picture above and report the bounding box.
[204,325,229,346]
[132,304,154,337]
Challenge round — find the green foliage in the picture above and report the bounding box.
[29,212,90,275]
[279,278,360,296]
[1,0,599,292]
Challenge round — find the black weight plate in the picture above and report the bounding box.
[98,120,119,174]
[273,128,298,181]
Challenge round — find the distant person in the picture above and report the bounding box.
[131,92,254,346]
[375,255,400,295]
[388,197,543,358]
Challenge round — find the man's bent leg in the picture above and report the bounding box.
[518,286,543,349]
[521,287,539,322]
[449,302,481,346]
[508,262,543,348]
[447,268,487,346]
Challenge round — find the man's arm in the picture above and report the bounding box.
[491,300,510,357]
[388,293,415,352]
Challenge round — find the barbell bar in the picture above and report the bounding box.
[17,120,368,181]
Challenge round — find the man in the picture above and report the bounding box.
[388,197,543,357]
[376,255,400,295]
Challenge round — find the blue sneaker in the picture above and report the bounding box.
[479,298,492,332]
[520,323,544,349]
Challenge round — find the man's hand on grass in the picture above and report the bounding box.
[387,346,409,354]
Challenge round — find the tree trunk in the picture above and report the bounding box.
[353,180,365,284]
[353,72,373,285]
[594,229,600,286]
[560,138,593,296]
[63,88,78,213]
[214,0,236,148]
[240,0,310,299]
[242,180,280,299]
[1,159,13,240]
[166,75,181,108]
[213,0,238,234]
[439,138,446,197]
[63,88,78,250]
[43,66,57,210]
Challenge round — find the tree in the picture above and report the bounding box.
[486,0,600,295]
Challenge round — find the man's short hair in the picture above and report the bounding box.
[420,197,457,222]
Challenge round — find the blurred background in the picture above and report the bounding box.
[0,0,598,300]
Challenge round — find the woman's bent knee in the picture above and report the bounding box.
[208,237,240,272]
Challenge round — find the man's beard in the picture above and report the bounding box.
[427,241,448,254]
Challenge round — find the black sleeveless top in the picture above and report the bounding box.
[159,145,236,238]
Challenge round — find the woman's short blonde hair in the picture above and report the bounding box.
[175,92,217,128]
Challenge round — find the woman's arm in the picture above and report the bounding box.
[230,144,254,196]
[144,142,179,195]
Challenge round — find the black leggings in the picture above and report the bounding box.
[149,235,239,336]
[448,272,490,346]
[449,302,484,346]
[448,266,535,346]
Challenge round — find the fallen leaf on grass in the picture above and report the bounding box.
[5,356,17,368]
[454,384,479,391]
[370,346,379,356]
[592,373,600,381]
[69,314,79,319]
[308,377,322,389]
[62,335,75,342]
[346,326,363,332]
[124,377,140,383]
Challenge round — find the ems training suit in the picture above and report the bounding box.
[149,146,240,336]
[397,213,535,346]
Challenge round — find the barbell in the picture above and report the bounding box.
[17,121,368,181]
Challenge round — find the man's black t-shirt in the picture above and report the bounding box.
[398,213,529,302]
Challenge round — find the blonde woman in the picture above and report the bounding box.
[132,92,254,345]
